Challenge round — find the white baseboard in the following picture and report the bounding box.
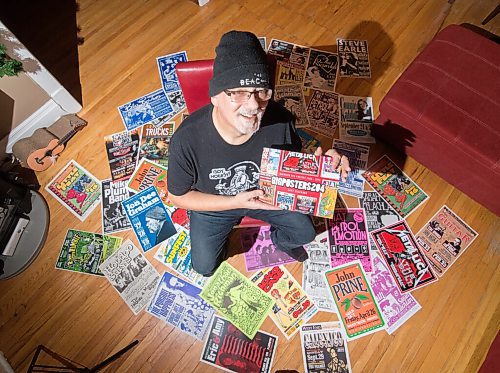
[6,99,66,153]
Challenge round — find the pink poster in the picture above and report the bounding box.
[241,226,295,272]
[328,208,371,272]
[370,254,421,334]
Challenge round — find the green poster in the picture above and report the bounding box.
[56,229,122,276]
[200,261,274,339]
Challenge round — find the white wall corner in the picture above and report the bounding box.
[6,100,65,153]
[0,21,82,114]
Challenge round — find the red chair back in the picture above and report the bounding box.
[176,59,214,114]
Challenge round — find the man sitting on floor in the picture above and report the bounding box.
[167,30,350,276]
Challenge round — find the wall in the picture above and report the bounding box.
[0,73,50,132]
[0,21,81,155]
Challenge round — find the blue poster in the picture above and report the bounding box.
[122,186,176,251]
[156,51,188,94]
[118,89,174,131]
[147,271,215,340]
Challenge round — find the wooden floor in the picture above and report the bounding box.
[1,0,499,372]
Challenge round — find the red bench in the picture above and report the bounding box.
[373,24,500,216]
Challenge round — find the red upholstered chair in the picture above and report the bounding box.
[176,59,214,114]
[175,60,266,228]
[373,24,500,216]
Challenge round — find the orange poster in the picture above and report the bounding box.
[127,158,170,206]
[325,260,385,340]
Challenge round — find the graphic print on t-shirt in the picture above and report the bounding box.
[209,161,260,195]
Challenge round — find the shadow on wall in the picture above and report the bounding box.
[0,0,84,104]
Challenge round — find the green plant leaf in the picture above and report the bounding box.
[341,298,351,311]
[0,43,23,77]
[356,294,369,300]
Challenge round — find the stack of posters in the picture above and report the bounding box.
[101,179,133,234]
[332,139,369,198]
[200,261,275,339]
[304,48,338,91]
[415,205,478,277]
[339,95,375,143]
[46,160,101,222]
[240,226,295,272]
[362,156,429,218]
[328,209,371,273]
[259,148,340,218]
[337,39,371,78]
[370,253,421,334]
[302,231,336,313]
[100,239,160,314]
[325,260,385,340]
[201,315,278,373]
[104,130,140,181]
[250,265,318,339]
[55,229,122,276]
[306,90,340,137]
[300,322,351,373]
[122,186,176,252]
[154,226,207,288]
[371,220,437,292]
[138,121,175,167]
[147,271,214,340]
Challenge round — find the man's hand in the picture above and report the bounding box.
[234,189,281,210]
[314,146,351,182]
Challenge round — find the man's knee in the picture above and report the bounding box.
[271,213,317,250]
[299,222,317,245]
[191,256,222,277]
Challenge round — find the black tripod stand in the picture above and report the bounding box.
[27,340,139,372]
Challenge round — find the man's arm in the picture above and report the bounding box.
[168,189,280,211]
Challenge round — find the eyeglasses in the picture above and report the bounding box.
[223,89,273,103]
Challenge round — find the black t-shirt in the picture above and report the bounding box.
[167,100,301,196]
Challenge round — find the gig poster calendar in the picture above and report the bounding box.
[325,260,385,340]
[259,147,340,218]
[371,220,437,292]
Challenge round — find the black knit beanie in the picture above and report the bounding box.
[209,30,270,97]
